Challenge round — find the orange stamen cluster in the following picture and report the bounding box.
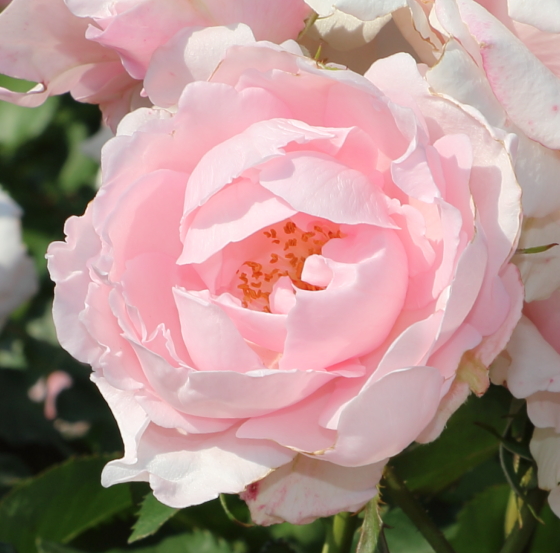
[235,219,343,312]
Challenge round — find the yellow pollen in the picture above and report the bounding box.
[233,219,343,312]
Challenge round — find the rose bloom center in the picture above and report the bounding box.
[234,219,343,312]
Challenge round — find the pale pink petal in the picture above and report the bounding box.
[145,24,255,108]
[416,378,470,443]
[0,0,120,104]
[454,0,560,149]
[530,427,560,492]
[322,366,444,466]
[527,392,560,433]
[212,293,287,353]
[304,0,407,20]
[507,0,560,33]
[93,375,151,465]
[525,288,560,352]
[241,455,384,525]
[47,206,103,366]
[506,316,560,398]
[281,228,408,371]
[514,214,560,303]
[173,288,264,374]
[236,384,337,453]
[180,120,343,236]
[102,423,296,509]
[259,151,395,227]
[181,178,296,264]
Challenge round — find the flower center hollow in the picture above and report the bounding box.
[235,219,343,312]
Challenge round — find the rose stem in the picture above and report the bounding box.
[322,511,360,553]
[498,487,547,553]
[383,465,457,553]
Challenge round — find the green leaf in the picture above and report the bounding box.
[392,386,511,493]
[37,540,83,553]
[531,503,560,553]
[114,531,234,553]
[0,455,133,553]
[449,485,510,553]
[0,98,58,150]
[129,492,179,543]
[383,508,445,553]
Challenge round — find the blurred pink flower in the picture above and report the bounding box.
[48,41,522,524]
[28,370,73,420]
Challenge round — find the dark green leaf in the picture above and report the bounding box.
[531,503,560,553]
[393,386,511,492]
[129,492,179,543]
[0,455,133,553]
[37,540,84,553]
[449,485,510,553]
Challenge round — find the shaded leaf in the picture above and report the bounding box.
[449,485,510,553]
[531,503,560,553]
[393,386,511,493]
[129,492,179,543]
[0,456,133,553]
[383,508,443,553]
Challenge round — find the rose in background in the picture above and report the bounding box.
[0,188,37,330]
[47,32,522,525]
[493,212,560,517]
[0,0,311,129]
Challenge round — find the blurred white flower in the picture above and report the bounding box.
[0,187,37,329]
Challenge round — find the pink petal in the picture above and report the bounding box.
[259,151,396,227]
[102,422,295,509]
[281,227,407,370]
[506,316,560,398]
[0,0,120,104]
[241,455,384,525]
[145,24,255,108]
[322,366,444,466]
[455,0,560,149]
[47,206,103,366]
[181,178,296,264]
[236,384,337,453]
[173,288,264,373]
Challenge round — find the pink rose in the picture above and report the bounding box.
[403,0,560,222]
[47,42,522,524]
[0,0,311,129]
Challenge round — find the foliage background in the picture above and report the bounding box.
[0,83,559,553]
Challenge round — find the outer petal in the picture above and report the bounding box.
[240,455,384,525]
[103,423,296,509]
[322,366,444,466]
[144,24,256,108]
[506,316,560,398]
[452,0,560,149]
[507,0,560,33]
[304,0,407,20]
[0,0,123,105]
[47,206,102,365]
